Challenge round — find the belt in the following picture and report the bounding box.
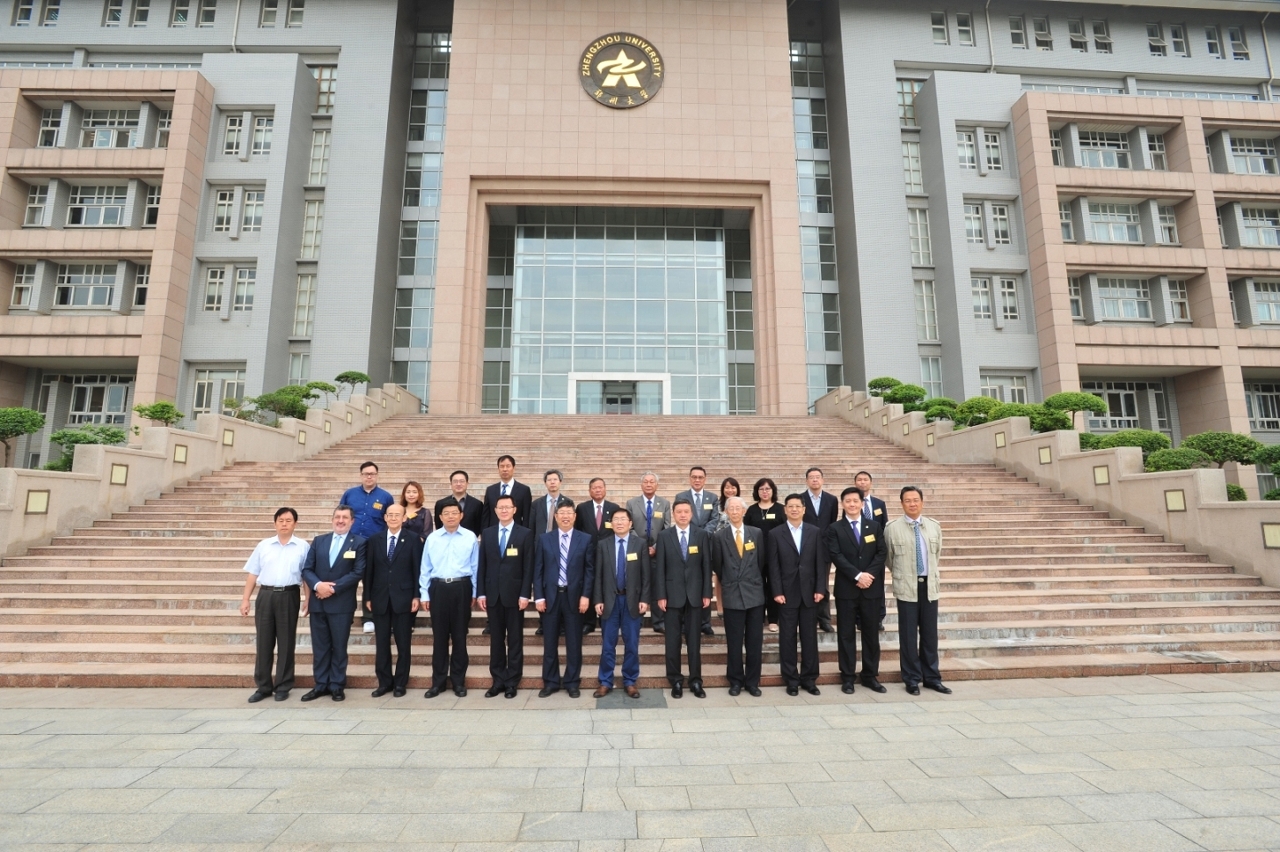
[558,585,568,591]
[259,584,299,591]
[917,575,929,581]
[433,576,468,584]
[615,589,626,596]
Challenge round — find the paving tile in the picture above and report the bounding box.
[1062,792,1201,822]
[888,776,1005,803]
[518,811,637,841]
[636,809,756,838]
[1052,820,1204,852]
[1165,789,1280,819]
[938,825,1079,851]
[983,772,1103,798]
[30,788,168,813]
[1162,816,1280,851]
[154,812,298,844]
[957,796,1092,826]
[143,787,275,813]
[400,812,523,842]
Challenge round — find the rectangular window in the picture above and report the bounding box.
[1098,278,1152,319]
[1147,23,1167,56]
[1009,16,1026,48]
[896,79,923,126]
[964,203,984,243]
[144,184,160,226]
[1228,27,1248,60]
[105,0,123,25]
[1000,277,1020,320]
[38,108,60,147]
[796,159,833,214]
[54,263,114,307]
[131,0,150,25]
[1068,276,1084,318]
[288,353,309,386]
[1170,24,1188,56]
[41,0,57,24]
[1068,19,1087,51]
[1050,128,1063,166]
[1083,380,1168,431]
[903,140,923,193]
[1032,17,1052,50]
[292,273,315,337]
[414,30,453,79]
[1148,134,1168,170]
[1089,203,1141,243]
[914,279,938,341]
[132,263,149,307]
[1158,206,1178,243]
[197,0,215,26]
[154,109,170,146]
[312,65,336,114]
[792,98,828,150]
[1078,131,1130,169]
[395,288,436,353]
[193,369,245,416]
[1092,20,1112,53]
[203,267,224,311]
[972,277,992,318]
[1256,281,1280,323]
[233,267,254,312]
[1206,26,1223,59]
[1246,382,1280,430]
[408,89,448,141]
[81,109,139,148]
[984,131,1003,170]
[931,11,948,44]
[484,286,513,349]
[14,0,34,25]
[171,0,188,25]
[920,357,943,399]
[222,114,242,156]
[1242,208,1280,247]
[285,0,303,27]
[67,185,127,226]
[307,129,330,185]
[1169,280,1190,321]
[956,12,973,46]
[301,200,324,258]
[241,190,264,232]
[10,264,34,308]
[957,131,977,168]
[399,221,439,276]
[24,184,46,226]
[212,189,235,232]
[800,225,837,282]
[982,375,1028,403]
[991,204,1012,244]
[908,208,932,265]
[1060,201,1075,241]
[1219,207,1228,247]
[803,292,842,352]
[251,116,272,155]
[259,0,276,25]
[1231,137,1279,175]
[403,152,443,208]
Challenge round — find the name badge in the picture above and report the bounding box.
[703,503,713,510]
[343,550,356,559]
[373,502,383,510]
[653,511,663,518]
[744,541,755,551]
[626,552,638,562]
[873,508,883,516]
[688,545,699,554]
[506,547,519,556]
[864,534,876,543]
[604,522,612,529]
[765,513,776,520]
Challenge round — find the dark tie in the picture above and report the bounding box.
[596,505,603,530]
[680,529,688,560]
[558,533,569,586]
[499,526,508,555]
[616,538,627,592]
[645,499,653,538]
[864,501,872,521]
[852,520,861,546]
[501,482,508,497]
[387,534,396,560]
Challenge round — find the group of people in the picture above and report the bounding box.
[239,456,949,703]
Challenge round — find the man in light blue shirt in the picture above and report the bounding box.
[239,507,309,704]
[421,497,479,698]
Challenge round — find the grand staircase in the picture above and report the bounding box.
[2,414,1279,689]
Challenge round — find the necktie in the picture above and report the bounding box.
[735,527,743,557]
[913,520,927,577]
[501,482,508,497]
[387,534,396,560]
[499,526,508,555]
[680,529,688,560]
[546,497,554,532]
[852,520,861,546]
[329,534,343,564]
[645,499,653,538]
[616,538,627,591]
[596,505,603,530]
[864,500,872,521]
[558,533,569,586]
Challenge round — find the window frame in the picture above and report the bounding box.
[971,277,992,319]
[931,11,948,45]
[1009,15,1026,48]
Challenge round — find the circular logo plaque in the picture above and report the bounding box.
[579,33,664,109]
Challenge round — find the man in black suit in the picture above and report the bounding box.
[592,508,650,699]
[477,494,534,698]
[575,478,619,635]
[802,467,838,633]
[529,469,569,638]
[712,496,766,696]
[769,493,829,696]
[825,487,888,695]
[854,471,889,632]
[436,470,484,535]
[363,504,423,698]
[300,505,366,702]
[654,498,712,699]
[482,454,533,530]
[533,497,593,698]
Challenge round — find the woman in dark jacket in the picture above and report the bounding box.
[744,477,784,632]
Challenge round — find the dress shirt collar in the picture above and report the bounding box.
[615,534,628,546]
[498,523,514,534]
[731,524,744,535]
[273,535,302,547]
[675,524,690,533]
[787,521,804,532]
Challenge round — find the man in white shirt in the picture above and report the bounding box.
[239,507,310,703]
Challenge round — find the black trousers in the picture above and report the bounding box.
[762,572,779,625]
[309,609,352,690]
[836,596,881,683]
[817,594,833,629]
[253,586,299,694]
[372,608,414,690]
[488,601,525,689]
[897,578,941,687]
[663,603,702,685]
[723,605,763,689]
[541,591,583,689]
[778,603,819,687]
[429,579,471,690]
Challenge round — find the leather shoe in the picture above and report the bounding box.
[906,684,921,695]
[728,685,742,696]
[393,688,406,698]
[505,688,517,699]
[625,685,640,699]
[879,621,886,632]
[924,682,952,694]
[701,625,714,636]
[593,685,611,698]
[454,687,467,697]
[862,678,887,694]
[300,688,328,702]
[653,624,665,634]
[331,688,345,702]
[247,690,270,704]
[482,625,491,635]
[582,624,596,635]
[567,687,580,698]
[424,686,442,698]
[747,686,762,697]
[485,685,504,698]
[841,681,855,695]
[804,684,821,696]
[535,626,544,636]
[690,682,706,699]
[786,685,799,696]
[671,682,683,699]
[538,686,559,698]
[273,690,289,702]
[819,622,835,633]
[371,686,392,698]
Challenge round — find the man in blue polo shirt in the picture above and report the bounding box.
[341,460,393,634]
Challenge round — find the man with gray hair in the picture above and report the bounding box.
[626,472,671,634]
[711,496,766,696]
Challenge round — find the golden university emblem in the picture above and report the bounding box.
[579,33,664,109]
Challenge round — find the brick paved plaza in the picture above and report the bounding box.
[2,673,1280,850]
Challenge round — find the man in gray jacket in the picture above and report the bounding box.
[884,485,950,696]
[711,496,765,696]
[626,472,671,635]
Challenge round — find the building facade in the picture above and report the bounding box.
[0,0,1276,488]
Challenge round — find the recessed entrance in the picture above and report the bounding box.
[568,373,671,414]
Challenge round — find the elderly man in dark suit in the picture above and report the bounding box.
[300,505,366,702]
[575,478,619,636]
[533,497,594,698]
[654,498,712,699]
[364,503,424,698]
[592,508,650,699]
[769,493,830,696]
[826,487,889,695]
[712,496,766,696]
[477,494,534,699]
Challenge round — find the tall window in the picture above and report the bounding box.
[1000,277,1019,320]
[105,0,123,26]
[394,288,435,348]
[796,160,833,214]
[803,293,841,352]
[1050,129,1063,166]
[1089,203,1141,243]
[1068,19,1087,51]
[403,152,443,208]
[10,264,34,308]
[1032,17,1052,50]
[1147,23,1167,56]
[222,115,243,155]
[984,132,1003,170]
[1092,20,1112,53]
[41,0,58,24]
[414,30,452,79]
[793,98,828,149]
[800,226,837,283]
[964,203,984,243]
[292,273,315,337]
[171,0,189,25]
[914,279,938,341]
[920,357,943,399]
[285,0,303,26]
[67,185,127,226]
[1148,134,1168,170]
[131,0,150,25]
[485,287,514,349]
[1098,278,1152,319]
[24,184,47,226]
[990,204,1012,244]
[972,277,992,318]
[408,90,447,142]
[1158,206,1178,243]
[1009,16,1026,48]
[312,65,336,114]
[790,40,824,87]
[908,208,932,265]
[55,264,114,307]
[726,291,754,351]
[197,0,215,26]
[288,353,310,385]
[307,130,330,185]
[1169,280,1190,321]
[251,116,272,155]
[154,109,170,146]
[301,200,324,258]
[956,12,973,46]
[1255,281,1280,323]
[241,190,264,232]
[896,79,923,127]
[1068,277,1084,318]
[1078,132,1130,169]
[1206,26,1223,58]
[902,140,923,193]
[203,268,225,311]
[233,267,255,312]
[132,263,149,307]
[1231,138,1279,175]
[399,221,438,275]
[14,0,35,25]
[259,0,277,25]
[1228,27,1248,60]
[1242,208,1280,247]
[931,12,948,44]
[38,108,60,147]
[144,184,160,226]
[957,131,977,169]
[212,190,235,232]
[1170,24,1188,56]
[1060,201,1075,241]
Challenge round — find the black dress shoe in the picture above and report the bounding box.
[728,685,742,696]
[804,684,821,696]
[566,687,580,698]
[505,688,517,699]
[747,686,762,697]
[300,688,328,702]
[482,625,491,636]
[247,691,270,704]
[690,682,706,699]
[485,685,504,698]
[653,624,665,634]
[924,682,952,695]
[701,625,714,636]
[862,678,887,694]
[582,624,595,635]
[273,690,290,702]
[786,685,799,696]
[454,687,468,697]
[841,682,855,695]
[331,688,345,702]
[535,626,544,636]
[819,623,835,633]
[424,686,442,698]
[906,684,920,695]
[538,686,559,698]
[879,621,886,632]
[671,682,683,699]
[371,686,392,698]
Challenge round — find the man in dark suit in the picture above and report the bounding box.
[529,469,570,638]
[825,487,888,695]
[674,466,719,636]
[802,467,839,633]
[575,478,619,636]
[436,470,484,535]
[592,508,650,699]
[363,504,423,698]
[654,498,712,699]
[769,493,829,696]
[300,505,366,702]
[712,496,766,696]
[854,470,889,632]
[477,494,534,698]
[482,454,533,530]
[533,497,593,698]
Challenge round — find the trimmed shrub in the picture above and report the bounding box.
[1099,429,1171,456]
[1077,432,1104,451]
[334,371,372,398]
[1042,392,1108,420]
[867,377,903,398]
[44,424,127,472]
[883,383,927,405]
[1264,488,1280,501]
[953,396,1001,427]
[1145,447,1212,472]
[0,407,45,467]
[132,401,183,427]
[925,404,956,422]
[988,403,1072,434]
[1180,431,1265,469]
[1226,484,1248,502]
[1255,444,1280,476]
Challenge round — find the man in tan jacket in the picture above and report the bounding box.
[883,486,950,696]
